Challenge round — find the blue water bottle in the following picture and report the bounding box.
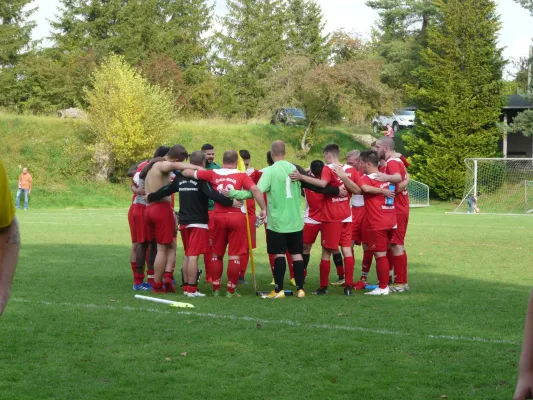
[385,184,395,205]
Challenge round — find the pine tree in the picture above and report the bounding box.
[216,0,286,118]
[405,0,505,199]
[366,0,438,91]
[0,0,36,107]
[285,0,329,64]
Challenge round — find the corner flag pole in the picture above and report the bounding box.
[237,154,258,291]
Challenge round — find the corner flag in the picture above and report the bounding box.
[237,152,258,291]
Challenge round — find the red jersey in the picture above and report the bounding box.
[385,157,409,214]
[320,164,358,222]
[304,188,323,223]
[132,160,149,203]
[359,174,397,231]
[245,168,262,217]
[196,168,255,214]
[350,167,365,207]
[400,155,410,168]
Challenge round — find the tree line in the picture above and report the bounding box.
[1,0,532,198]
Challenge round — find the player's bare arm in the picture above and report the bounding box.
[515,290,533,400]
[249,185,267,219]
[0,217,20,317]
[131,185,145,195]
[332,165,361,194]
[398,176,410,192]
[289,170,327,188]
[160,161,203,173]
[374,172,402,183]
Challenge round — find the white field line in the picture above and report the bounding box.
[11,298,519,346]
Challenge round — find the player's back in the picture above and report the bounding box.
[196,168,252,214]
[145,162,172,203]
[361,174,396,231]
[176,175,210,224]
[304,188,323,222]
[264,160,303,233]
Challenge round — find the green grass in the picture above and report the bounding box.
[2,207,532,399]
[1,115,365,208]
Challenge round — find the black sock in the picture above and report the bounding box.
[302,254,310,270]
[333,253,343,267]
[181,268,185,286]
[293,260,305,291]
[274,256,286,292]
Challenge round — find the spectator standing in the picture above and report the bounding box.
[16,168,32,210]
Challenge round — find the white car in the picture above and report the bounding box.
[372,108,416,134]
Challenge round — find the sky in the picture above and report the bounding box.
[31,0,533,76]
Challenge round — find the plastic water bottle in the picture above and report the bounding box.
[385,184,395,205]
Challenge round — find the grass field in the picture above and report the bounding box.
[1,205,532,399]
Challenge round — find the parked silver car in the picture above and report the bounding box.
[372,108,416,133]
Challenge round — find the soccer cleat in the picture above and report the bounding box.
[212,290,220,297]
[312,287,328,295]
[296,289,305,298]
[184,292,196,298]
[132,283,150,291]
[141,282,152,290]
[344,286,352,296]
[226,291,241,298]
[353,280,367,291]
[365,287,390,296]
[390,283,409,293]
[290,278,296,287]
[238,277,249,285]
[193,291,206,297]
[266,290,286,299]
[331,278,346,287]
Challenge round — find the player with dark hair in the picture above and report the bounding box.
[182,150,266,297]
[147,151,243,297]
[333,150,396,295]
[144,145,201,293]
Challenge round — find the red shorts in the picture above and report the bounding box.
[128,204,137,243]
[132,203,151,243]
[303,223,321,245]
[351,207,365,245]
[146,202,175,245]
[367,229,394,252]
[391,213,409,246]
[207,210,216,240]
[180,226,209,256]
[321,221,352,250]
[212,213,249,256]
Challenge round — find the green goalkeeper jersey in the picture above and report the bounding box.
[230,160,303,233]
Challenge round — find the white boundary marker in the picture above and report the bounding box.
[11,297,519,346]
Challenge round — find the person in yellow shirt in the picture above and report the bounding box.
[0,160,20,317]
[16,167,32,210]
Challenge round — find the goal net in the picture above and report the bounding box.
[453,158,533,214]
[408,179,430,208]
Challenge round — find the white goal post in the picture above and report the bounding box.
[453,158,533,215]
[407,179,430,208]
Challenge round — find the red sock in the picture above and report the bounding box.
[204,252,213,281]
[164,273,175,293]
[133,272,144,285]
[361,250,373,279]
[211,256,223,291]
[268,254,275,277]
[344,256,355,287]
[239,253,250,277]
[182,284,188,294]
[147,269,155,284]
[227,259,240,293]
[375,256,390,289]
[152,282,165,293]
[393,253,408,284]
[286,251,294,279]
[319,259,331,288]
[405,251,408,283]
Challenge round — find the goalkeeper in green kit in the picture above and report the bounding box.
[228,141,306,298]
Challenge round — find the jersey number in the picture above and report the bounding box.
[217,183,235,193]
[285,177,293,199]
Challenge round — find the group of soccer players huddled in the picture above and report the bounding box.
[127,136,410,298]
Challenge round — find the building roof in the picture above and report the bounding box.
[503,94,533,110]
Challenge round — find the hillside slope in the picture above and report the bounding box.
[1,115,365,208]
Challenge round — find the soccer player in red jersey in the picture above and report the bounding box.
[291,144,358,296]
[374,137,410,292]
[334,150,396,295]
[143,145,202,293]
[183,150,266,297]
